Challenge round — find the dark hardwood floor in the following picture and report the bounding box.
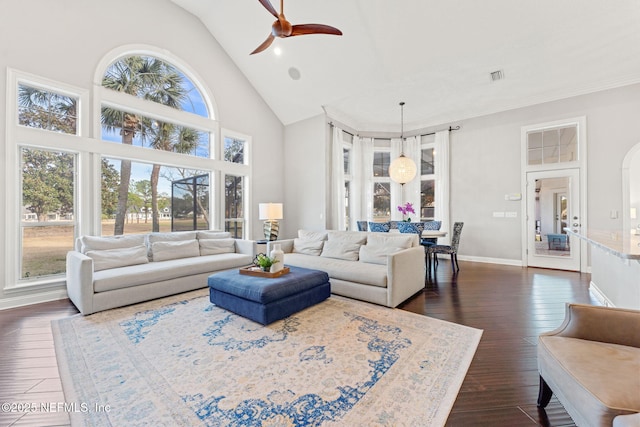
[0,261,596,426]
[400,260,597,426]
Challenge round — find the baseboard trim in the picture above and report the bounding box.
[0,288,69,311]
[589,281,615,307]
[456,255,523,267]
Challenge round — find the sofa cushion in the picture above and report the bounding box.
[327,231,368,245]
[80,235,145,254]
[151,240,200,262]
[366,233,415,249]
[292,238,324,256]
[197,231,232,240]
[93,253,253,293]
[298,230,329,241]
[146,231,198,258]
[358,244,405,265]
[284,253,387,288]
[85,245,149,271]
[539,336,640,424]
[199,238,236,256]
[320,240,361,261]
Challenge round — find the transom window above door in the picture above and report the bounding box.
[527,125,578,166]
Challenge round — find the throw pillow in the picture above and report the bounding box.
[366,233,415,249]
[292,238,324,256]
[151,239,200,262]
[320,240,361,261]
[199,238,236,256]
[197,230,232,240]
[358,244,405,265]
[298,230,329,241]
[368,222,391,233]
[327,231,368,245]
[146,231,197,258]
[85,245,149,271]
[80,235,145,254]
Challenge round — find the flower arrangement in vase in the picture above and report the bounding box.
[397,202,415,222]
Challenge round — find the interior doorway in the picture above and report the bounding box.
[526,169,581,271]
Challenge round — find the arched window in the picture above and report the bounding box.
[96,51,225,237]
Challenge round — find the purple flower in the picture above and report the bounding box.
[397,202,415,216]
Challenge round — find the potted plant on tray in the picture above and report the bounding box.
[253,253,279,272]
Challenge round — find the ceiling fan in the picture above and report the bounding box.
[251,0,343,55]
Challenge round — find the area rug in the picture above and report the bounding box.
[52,289,482,426]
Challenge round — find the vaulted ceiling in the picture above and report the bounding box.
[171,0,640,132]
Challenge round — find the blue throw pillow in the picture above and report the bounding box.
[368,222,391,232]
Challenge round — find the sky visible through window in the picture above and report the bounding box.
[101,61,210,195]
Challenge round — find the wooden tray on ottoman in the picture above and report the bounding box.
[239,266,290,278]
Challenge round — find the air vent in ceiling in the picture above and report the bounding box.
[490,69,505,82]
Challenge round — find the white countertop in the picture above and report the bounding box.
[565,229,640,260]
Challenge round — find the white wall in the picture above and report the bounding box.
[283,115,328,238]
[285,83,640,264]
[630,150,640,230]
[0,0,284,307]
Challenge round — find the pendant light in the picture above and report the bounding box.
[388,101,417,184]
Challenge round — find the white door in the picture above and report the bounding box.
[526,169,581,271]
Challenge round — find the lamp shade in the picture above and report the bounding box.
[389,154,417,184]
[259,203,283,220]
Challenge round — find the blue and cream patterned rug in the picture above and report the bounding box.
[52,289,482,426]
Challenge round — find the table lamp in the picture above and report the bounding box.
[259,203,283,241]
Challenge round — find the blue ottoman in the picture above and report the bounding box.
[208,266,330,325]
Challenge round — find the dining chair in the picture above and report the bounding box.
[427,222,464,273]
[421,220,442,247]
[356,221,368,232]
[368,221,391,232]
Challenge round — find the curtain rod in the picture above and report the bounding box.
[328,122,460,138]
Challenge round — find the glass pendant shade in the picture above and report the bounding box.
[389,154,417,184]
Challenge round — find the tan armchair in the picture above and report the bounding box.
[537,303,640,427]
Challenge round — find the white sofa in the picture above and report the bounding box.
[268,230,425,308]
[66,230,255,315]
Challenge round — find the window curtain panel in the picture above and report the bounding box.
[404,136,421,222]
[390,138,403,221]
[435,130,451,245]
[330,125,346,230]
[350,136,374,231]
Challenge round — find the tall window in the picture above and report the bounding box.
[20,148,76,279]
[372,139,391,221]
[99,55,214,236]
[14,84,80,281]
[225,174,245,238]
[342,132,353,229]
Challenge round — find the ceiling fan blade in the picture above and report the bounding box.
[291,24,342,37]
[250,33,275,55]
[257,0,279,19]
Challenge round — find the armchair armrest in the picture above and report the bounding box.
[387,246,425,307]
[65,251,94,315]
[542,303,640,348]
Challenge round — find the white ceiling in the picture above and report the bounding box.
[171,0,640,132]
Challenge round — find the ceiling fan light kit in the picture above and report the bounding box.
[251,0,342,55]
